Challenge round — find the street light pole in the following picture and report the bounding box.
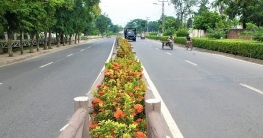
[162,1,164,33]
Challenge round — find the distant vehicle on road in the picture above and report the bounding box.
[141,33,145,39]
[124,28,137,41]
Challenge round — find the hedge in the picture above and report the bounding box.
[173,37,263,59]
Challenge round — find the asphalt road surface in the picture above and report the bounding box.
[1,37,263,138]
[0,38,114,138]
[132,38,263,138]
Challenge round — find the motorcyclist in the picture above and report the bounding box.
[167,35,174,43]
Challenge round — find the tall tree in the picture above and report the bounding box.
[170,0,198,28]
[215,0,263,28]
[95,14,111,36]
[2,0,26,57]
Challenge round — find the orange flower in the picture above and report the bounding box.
[134,86,140,91]
[136,118,142,122]
[98,91,104,96]
[92,98,101,104]
[89,120,99,129]
[135,131,146,138]
[97,84,102,88]
[134,104,144,113]
[114,109,126,119]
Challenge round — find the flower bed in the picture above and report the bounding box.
[89,37,147,138]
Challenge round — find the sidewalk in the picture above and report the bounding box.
[0,40,92,67]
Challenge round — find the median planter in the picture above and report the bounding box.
[89,37,147,137]
[58,36,171,138]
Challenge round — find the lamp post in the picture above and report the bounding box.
[153,0,167,33]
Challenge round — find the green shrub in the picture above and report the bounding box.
[149,32,157,36]
[163,28,175,36]
[176,29,188,37]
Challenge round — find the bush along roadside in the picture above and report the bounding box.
[89,36,147,138]
[173,37,263,60]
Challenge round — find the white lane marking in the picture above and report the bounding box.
[142,65,184,138]
[0,83,2,85]
[60,124,69,131]
[67,54,73,57]
[185,60,197,66]
[166,52,172,55]
[240,83,263,95]
[155,48,160,50]
[80,49,84,51]
[88,46,91,48]
[40,62,53,68]
[149,45,152,46]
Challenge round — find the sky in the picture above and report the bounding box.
[99,0,177,27]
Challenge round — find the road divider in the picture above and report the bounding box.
[240,83,263,95]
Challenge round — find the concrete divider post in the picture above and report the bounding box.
[74,97,90,138]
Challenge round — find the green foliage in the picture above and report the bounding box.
[206,23,229,39]
[174,37,263,59]
[239,23,263,42]
[149,32,157,36]
[95,14,112,36]
[176,29,188,37]
[163,28,175,36]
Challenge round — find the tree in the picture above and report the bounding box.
[147,21,159,32]
[2,0,27,57]
[215,0,263,28]
[95,14,111,36]
[240,22,263,42]
[170,0,198,28]
[163,16,180,35]
[193,9,234,34]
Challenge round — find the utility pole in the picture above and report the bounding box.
[153,0,167,33]
[146,17,150,33]
[159,0,168,33]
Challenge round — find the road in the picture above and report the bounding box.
[0,38,114,137]
[1,37,263,138]
[132,38,263,138]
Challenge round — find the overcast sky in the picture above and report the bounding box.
[99,0,177,27]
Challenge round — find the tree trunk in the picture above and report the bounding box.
[78,34,80,43]
[36,33,40,51]
[0,41,3,54]
[61,33,65,46]
[29,34,35,53]
[56,33,60,47]
[44,31,48,50]
[74,34,77,44]
[48,29,52,49]
[65,35,68,45]
[69,34,72,45]
[20,31,24,55]
[7,30,13,57]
